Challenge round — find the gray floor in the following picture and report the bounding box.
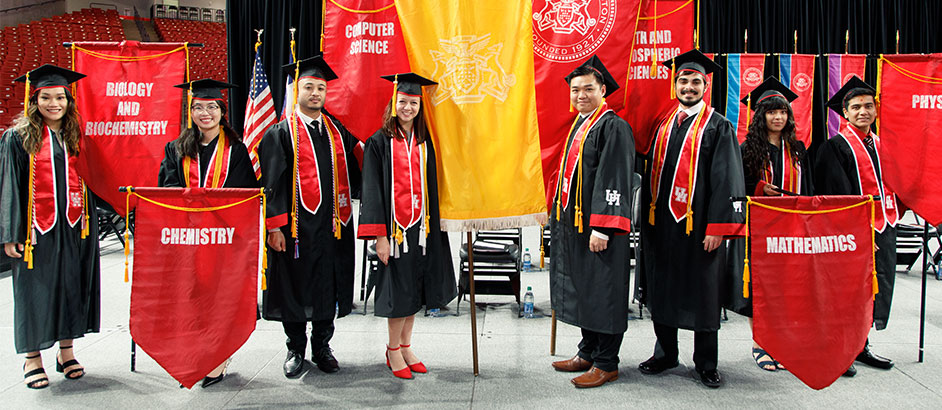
[2,235,942,409]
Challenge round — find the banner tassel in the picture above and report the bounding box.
[742,198,751,298]
[685,210,693,235]
[870,197,879,298]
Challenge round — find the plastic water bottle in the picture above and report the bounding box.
[523,248,532,271]
[428,308,441,317]
[523,286,534,318]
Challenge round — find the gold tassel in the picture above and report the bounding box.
[81,182,90,239]
[186,83,193,129]
[334,217,342,240]
[669,63,676,99]
[648,205,656,226]
[24,149,35,269]
[394,225,404,245]
[23,72,30,114]
[872,271,879,296]
[391,74,398,118]
[746,95,752,128]
[539,236,545,269]
[742,259,751,298]
[24,242,33,270]
[685,210,694,235]
[261,271,267,291]
[574,207,583,233]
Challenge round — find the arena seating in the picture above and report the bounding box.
[153,18,229,100]
[0,8,124,133]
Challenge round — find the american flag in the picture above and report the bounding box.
[280,50,295,121]
[243,49,277,178]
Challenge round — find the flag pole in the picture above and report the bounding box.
[550,310,557,355]
[919,219,928,362]
[467,231,480,376]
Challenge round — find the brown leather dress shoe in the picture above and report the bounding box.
[571,366,618,388]
[552,355,592,372]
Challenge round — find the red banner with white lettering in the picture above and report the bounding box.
[533,0,642,204]
[323,0,411,141]
[725,53,765,144]
[827,54,866,138]
[878,54,942,225]
[72,41,186,214]
[128,187,264,389]
[625,0,694,155]
[747,195,875,390]
[779,54,815,146]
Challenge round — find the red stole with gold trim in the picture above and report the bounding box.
[838,125,899,232]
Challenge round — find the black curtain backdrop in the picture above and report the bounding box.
[227,0,323,131]
[225,0,941,154]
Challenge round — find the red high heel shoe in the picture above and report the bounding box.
[400,344,427,373]
[385,345,413,379]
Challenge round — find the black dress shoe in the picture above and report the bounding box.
[856,347,893,369]
[312,347,339,373]
[284,351,304,378]
[696,369,722,388]
[201,373,225,388]
[843,364,857,377]
[638,356,679,375]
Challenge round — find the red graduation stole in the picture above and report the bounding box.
[838,125,899,232]
[555,102,612,217]
[649,104,714,234]
[183,128,231,188]
[392,129,425,230]
[291,112,352,234]
[31,125,84,235]
[763,143,801,194]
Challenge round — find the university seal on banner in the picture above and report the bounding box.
[430,34,515,106]
[532,0,616,62]
[794,73,812,93]
[743,67,763,88]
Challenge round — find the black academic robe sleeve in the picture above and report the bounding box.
[226,140,261,189]
[814,136,856,195]
[704,117,746,237]
[157,141,183,188]
[257,121,291,229]
[357,130,389,239]
[0,129,26,244]
[588,114,634,234]
[327,114,363,200]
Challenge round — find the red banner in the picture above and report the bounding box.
[128,187,263,389]
[72,41,186,214]
[323,0,411,141]
[827,54,866,138]
[725,53,765,144]
[779,54,815,146]
[748,195,875,390]
[878,54,942,225]
[625,0,694,154]
[533,0,642,204]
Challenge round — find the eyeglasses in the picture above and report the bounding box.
[191,104,221,113]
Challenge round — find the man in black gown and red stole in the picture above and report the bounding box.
[549,56,635,389]
[814,76,899,377]
[257,56,361,378]
[638,49,746,389]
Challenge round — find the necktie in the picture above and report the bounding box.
[676,111,689,127]
[864,135,875,151]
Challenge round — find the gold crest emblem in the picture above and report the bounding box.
[430,34,516,105]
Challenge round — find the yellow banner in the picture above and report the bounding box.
[396,0,546,230]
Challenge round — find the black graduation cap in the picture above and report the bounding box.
[661,49,723,77]
[14,64,86,90]
[825,75,875,114]
[174,79,237,100]
[283,55,338,81]
[740,77,798,111]
[564,55,619,97]
[381,72,437,97]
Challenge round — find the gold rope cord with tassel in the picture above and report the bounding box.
[81,182,89,239]
[648,117,671,225]
[320,0,327,52]
[741,196,877,299]
[260,187,268,290]
[622,0,645,109]
[24,153,35,270]
[875,55,883,134]
[539,229,545,269]
[289,58,301,247]
[649,0,658,78]
[324,117,343,240]
[877,55,942,134]
[745,95,752,128]
[186,83,193,129]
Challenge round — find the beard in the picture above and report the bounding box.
[679,92,703,108]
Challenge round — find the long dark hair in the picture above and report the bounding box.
[380,97,428,143]
[173,100,241,159]
[741,96,805,179]
[13,88,83,156]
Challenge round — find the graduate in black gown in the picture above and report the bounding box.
[257,56,362,377]
[814,76,899,376]
[1,65,100,389]
[158,79,257,191]
[156,79,258,388]
[357,73,456,380]
[638,50,745,388]
[548,56,634,389]
[724,78,814,372]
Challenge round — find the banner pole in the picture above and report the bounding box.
[467,231,479,376]
[550,310,557,355]
[919,219,928,363]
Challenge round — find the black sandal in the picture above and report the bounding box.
[23,354,49,389]
[56,345,85,380]
[752,347,777,372]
